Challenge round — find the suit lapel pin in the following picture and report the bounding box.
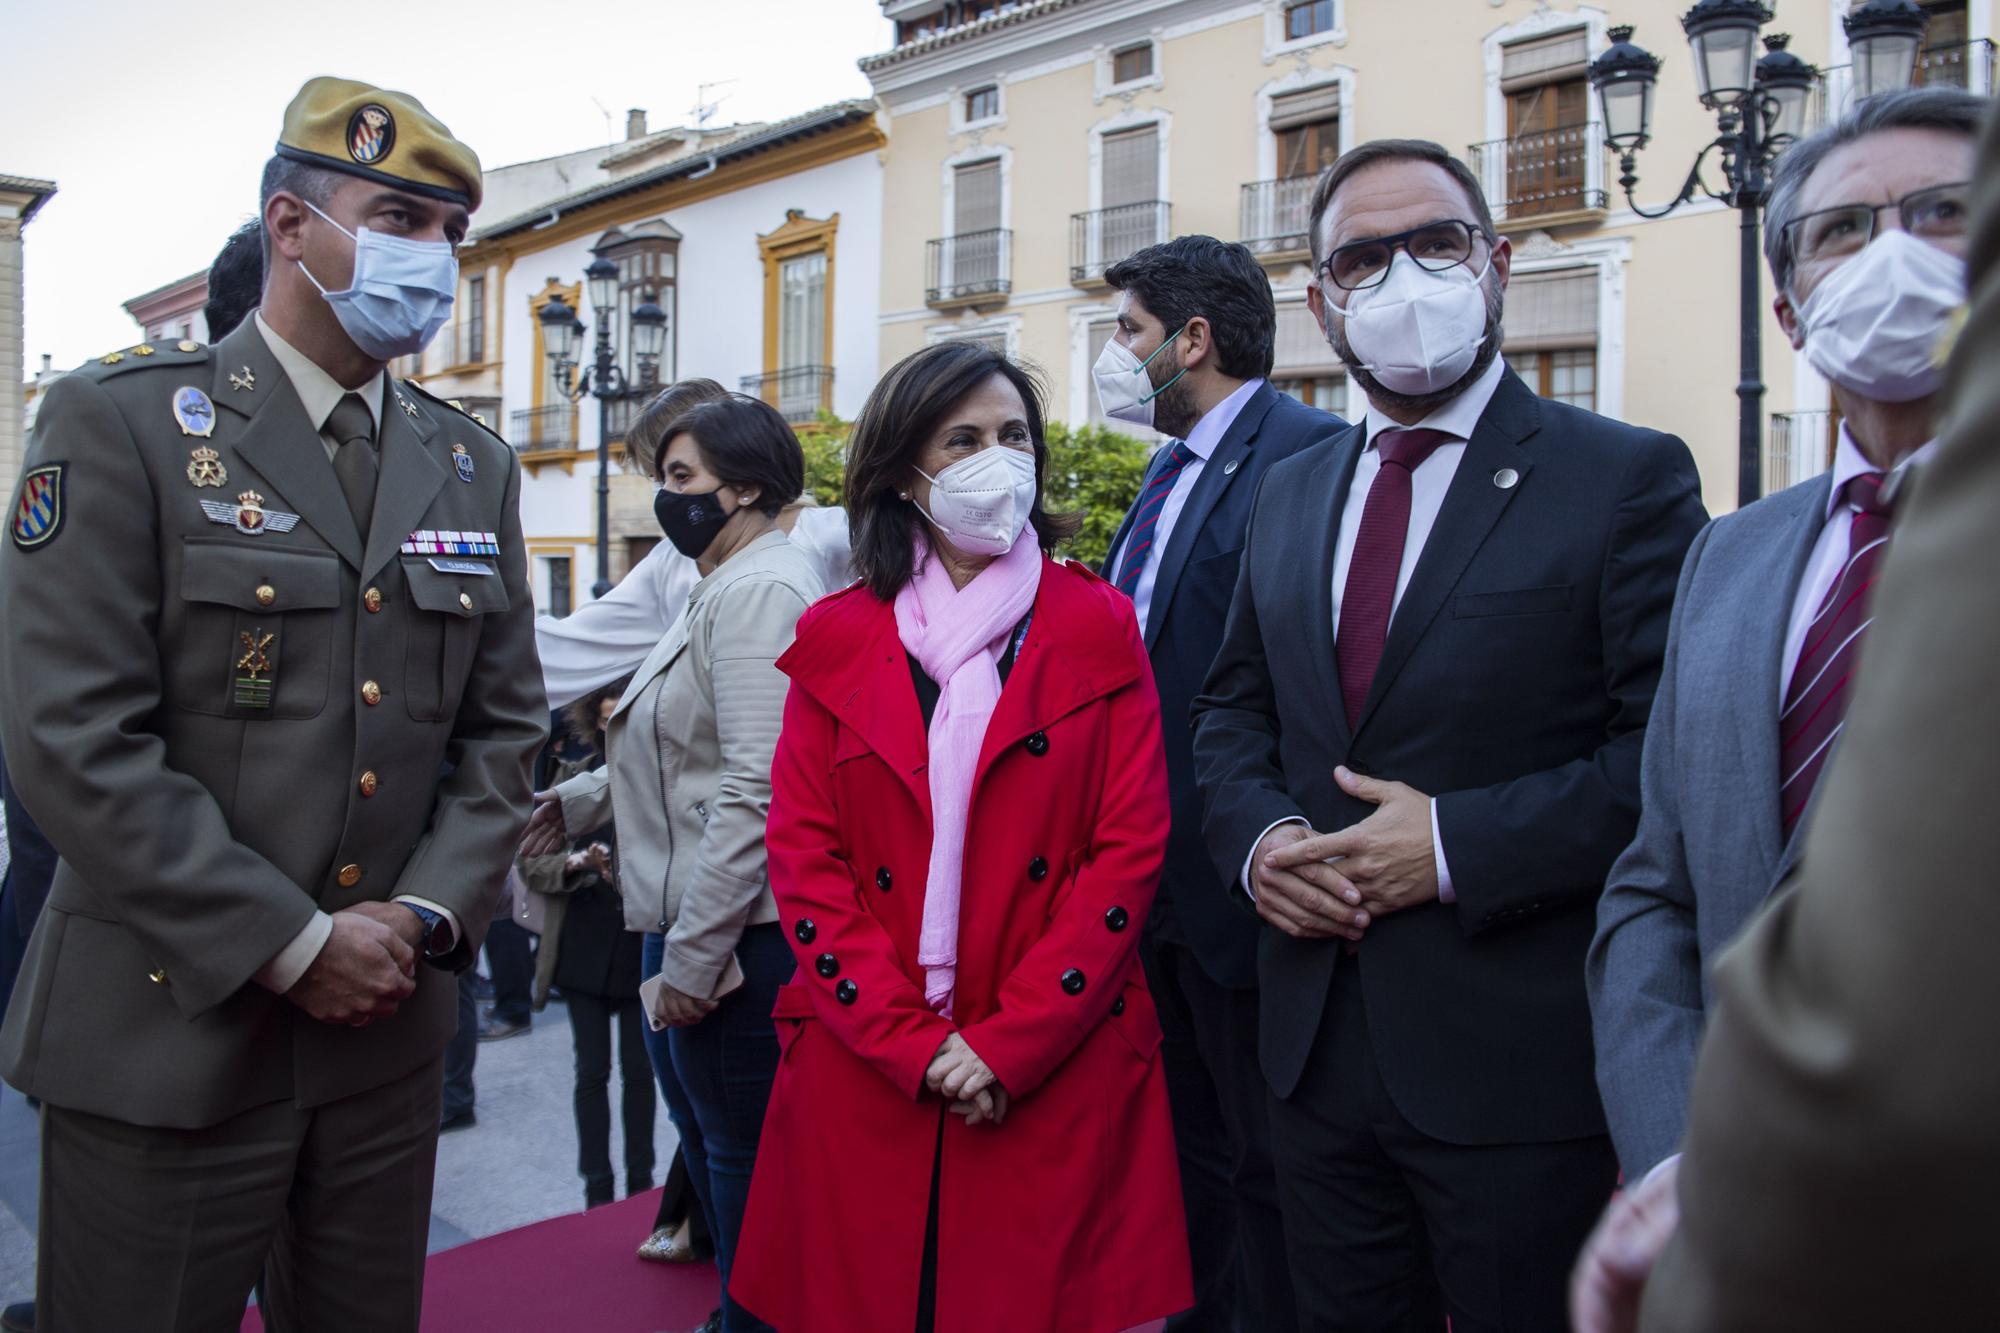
[451,443,476,484]
[186,445,228,488]
[228,366,256,393]
[172,385,216,438]
[1493,468,1520,490]
[1223,459,1239,475]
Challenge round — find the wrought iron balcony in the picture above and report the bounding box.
[1766,410,1835,494]
[1466,123,1607,224]
[1239,177,1318,259]
[509,404,576,453]
[926,228,1013,306]
[1069,201,1170,286]
[740,366,834,424]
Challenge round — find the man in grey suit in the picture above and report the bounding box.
[1585,87,1984,1184]
[0,79,544,1330]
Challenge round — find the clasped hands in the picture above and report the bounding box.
[1249,766,1439,942]
[926,1032,1008,1127]
[288,901,424,1028]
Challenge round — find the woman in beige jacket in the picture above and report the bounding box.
[522,394,822,1333]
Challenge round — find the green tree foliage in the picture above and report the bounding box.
[784,412,1152,569]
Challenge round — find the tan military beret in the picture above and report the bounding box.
[276,76,483,211]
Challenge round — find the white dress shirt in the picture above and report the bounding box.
[1109,377,1266,637]
[1777,423,1936,703]
[250,315,462,992]
[1243,356,1510,904]
[537,503,854,708]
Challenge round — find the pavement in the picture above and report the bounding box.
[0,989,677,1303]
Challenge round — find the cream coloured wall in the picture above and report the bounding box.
[869,0,1876,514]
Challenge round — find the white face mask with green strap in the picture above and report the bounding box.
[1092,323,1189,428]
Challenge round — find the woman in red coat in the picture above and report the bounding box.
[733,343,1192,1333]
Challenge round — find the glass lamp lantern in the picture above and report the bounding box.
[584,255,620,323]
[629,294,667,376]
[1755,34,1819,144]
[1591,25,1664,152]
[538,295,579,366]
[1844,0,1930,99]
[1681,0,1774,108]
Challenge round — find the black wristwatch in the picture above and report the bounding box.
[399,902,452,958]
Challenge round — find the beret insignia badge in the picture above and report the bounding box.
[347,105,395,164]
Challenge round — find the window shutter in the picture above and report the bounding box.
[1501,27,1590,91]
[1269,83,1342,132]
[1273,301,1342,376]
[1501,267,1597,352]
[954,159,1002,234]
[1101,126,1159,207]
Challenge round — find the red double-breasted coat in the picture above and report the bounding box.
[733,558,1192,1333]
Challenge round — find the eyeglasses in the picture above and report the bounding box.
[1782,182,1972,270]
[1318,220,1488,292]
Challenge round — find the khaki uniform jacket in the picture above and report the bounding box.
[1640,115,2000,1331]
[559,530,820,998]
[0,318,546,1129]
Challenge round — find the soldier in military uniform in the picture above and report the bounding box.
[0,78,546,1331]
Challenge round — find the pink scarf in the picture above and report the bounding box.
[894,533,1042,1016]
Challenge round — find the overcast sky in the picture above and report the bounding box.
[10,0,892,372]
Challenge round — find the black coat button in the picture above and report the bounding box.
[1060,968,1086,995]
[1025,731,1049,757]
[835,979,858,1005]
[875,867,893,891]
[795,919,817,945]
[1111,996,1126,1016]
[815,953,840,979]
[1028,856,1049,882]
[1104,906,1129,932]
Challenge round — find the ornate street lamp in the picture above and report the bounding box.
[541,246,643,599]
[1590,3,1921,506]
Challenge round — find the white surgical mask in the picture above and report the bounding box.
[1796,229,1966,404]
[298,201,458,361]
[914,445,1038,557]
[1328,251,1490,397]
[1092,324,1188,428]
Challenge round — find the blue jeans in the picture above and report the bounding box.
[642,925,793,1333]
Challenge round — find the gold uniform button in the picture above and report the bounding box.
[458,592,474,612]
[177,339,200,353]
[358,771,379,798]
[338,864,363,888]
[364,587,384,613]
[255,584,276,607]
[361,680,382,706]
[148,968,168,985]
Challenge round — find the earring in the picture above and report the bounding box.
[899,492,911,501]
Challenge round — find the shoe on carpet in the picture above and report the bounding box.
[636,1219,697,1264]
[2,1299,33,1333]
[439,1107,477,1133]
[477,1015,529,1041]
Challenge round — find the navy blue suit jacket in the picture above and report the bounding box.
[1103,382,1347,988]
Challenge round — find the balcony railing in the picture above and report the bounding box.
[740,366,834,424]
[509,404,576,453]
[1767,410,1836,493]
[1069,201,1170,286]
[926,228,1013,306]
[1239,177,1317,257]
[1916,39,1996,94]
[1468,123,1607,223]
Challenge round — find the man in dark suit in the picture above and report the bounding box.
[1098,235,1345,1332]
[1191,139,1706,1331]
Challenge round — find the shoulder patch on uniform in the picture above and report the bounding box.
[11,463,66,551]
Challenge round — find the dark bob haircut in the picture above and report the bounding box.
[659,394,805,518]
[629,377,730,480]
[845,341,1080,600]
[203,220,265,342]
[1104,235,1277,380]
[1307,138,1497,269]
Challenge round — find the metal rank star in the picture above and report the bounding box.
[228,366,256,393]
[234,630,275,710]
[186,445,228,489]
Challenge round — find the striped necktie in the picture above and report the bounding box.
[1779,471,1893,836]
[1114,440,1197,598]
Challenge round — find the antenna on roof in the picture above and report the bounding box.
[691,80,737,128]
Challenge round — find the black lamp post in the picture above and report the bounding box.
[539,254,666,599]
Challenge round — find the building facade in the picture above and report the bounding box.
[2,174,57,503]
[864,0,1990,511]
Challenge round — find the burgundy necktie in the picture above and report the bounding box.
[1336,427,1450,730]
[1115,440,1197,598]
[1779,471,1893,836]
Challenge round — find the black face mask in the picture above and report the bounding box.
[654,486,733,559]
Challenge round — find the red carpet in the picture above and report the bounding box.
[240,1189,1169,1332]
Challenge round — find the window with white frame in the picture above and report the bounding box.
[1272,300,1349,420]
[1503,267,1598,410]
[778,252,829,419]
[1285,0,1335,40]
[965,84,1001,124]
[951,158,1005,290]
[1112,42,1155,86]
[1497,28,1596,219]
